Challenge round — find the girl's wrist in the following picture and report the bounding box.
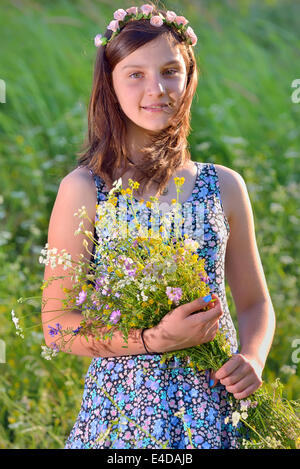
[142,327,162,354]
[240,350,265,374]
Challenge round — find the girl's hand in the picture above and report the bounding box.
[210,353,263,399]
[148,293,223,353]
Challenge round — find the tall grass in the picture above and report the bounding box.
[0,0,299,448]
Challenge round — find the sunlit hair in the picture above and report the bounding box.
[76,1,199,197]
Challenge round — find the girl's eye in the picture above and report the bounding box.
[129,69,179,79]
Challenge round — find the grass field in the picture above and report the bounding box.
[0,0,299,448]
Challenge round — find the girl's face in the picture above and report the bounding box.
[112,35,188,139]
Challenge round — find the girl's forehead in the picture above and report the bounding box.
[116,39,185,69]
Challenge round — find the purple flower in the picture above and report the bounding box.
[166,287,183,305]
[76,289,87,305]
[109,309,121,324]
[48,323,62,337]
[50,342,60,353]
[72,326,83,335]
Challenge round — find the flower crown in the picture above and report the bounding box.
[94,4,197,48]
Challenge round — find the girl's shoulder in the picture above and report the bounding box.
[62,166,97,196]
[63,165,95,184]
[60,165,98,217]
[212,163,246,226]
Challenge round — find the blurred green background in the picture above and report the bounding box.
[0,0,299,449]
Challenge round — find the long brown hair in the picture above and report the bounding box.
[76,1,199,197]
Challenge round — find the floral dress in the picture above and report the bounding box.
[64,162,240,449]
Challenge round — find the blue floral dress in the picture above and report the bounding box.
[64,162,240,449]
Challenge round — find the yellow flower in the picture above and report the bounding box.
[121,189,126,196]
[16,135,24,145]
[109,197,118,206]
[139,199,145,205]
[107,266,114,273]
[171,198,177,204]
[146,201,152,209]
[141,302,147,308]
[126,188,132,195]
[167,299,172,305]
[115,270,123,277]
[149,299,154,304]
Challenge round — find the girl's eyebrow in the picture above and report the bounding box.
[122,60,183,70]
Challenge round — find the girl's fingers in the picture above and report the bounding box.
[209,369,219,387]
[219,366,248,387]
[232,382,261,400]
[215,354,243,381]
[224,374,254,395]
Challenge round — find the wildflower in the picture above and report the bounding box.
[11,310,24,339]
[76,289,87,305]
[166,286,183,305]
[184,238,199,252]
[231,411,241,427]
[48,323,62,337]
[109,310,121,324]
[41,344,59,360]
[240,399,251,412]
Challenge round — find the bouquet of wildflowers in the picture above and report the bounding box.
[17,176,300,449]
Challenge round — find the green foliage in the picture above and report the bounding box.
[0,0,299,449]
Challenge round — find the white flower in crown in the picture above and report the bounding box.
[140,4,154,16]
[150,15,164,27]
[113,8,127,21]
[107,19,120,32]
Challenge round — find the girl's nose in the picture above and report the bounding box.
[146,79,165,95]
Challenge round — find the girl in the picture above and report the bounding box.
[42,2,276,449]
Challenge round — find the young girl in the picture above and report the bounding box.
[42,2,276,449]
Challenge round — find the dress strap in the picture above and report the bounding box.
[88,168,106,204]
[207,163,230,234]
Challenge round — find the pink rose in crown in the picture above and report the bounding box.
[113,8,127,21]
[150,15,164,27]
[175,16,189,26]
[166,10,177,23]
[126,6,138,16]
[186,26,197,46]
[94,34,103,47]
[140,4,154,16]
[107,19,119,32]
